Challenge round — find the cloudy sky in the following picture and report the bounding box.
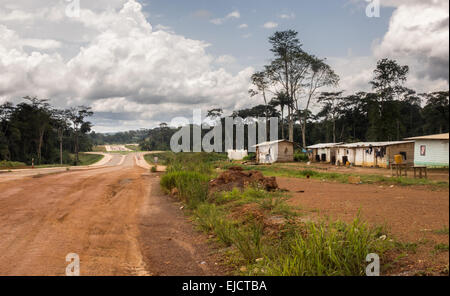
[0,0,448,132]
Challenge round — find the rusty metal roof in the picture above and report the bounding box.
[404,133,449,140]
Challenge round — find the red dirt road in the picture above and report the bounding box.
[0,154,220,276]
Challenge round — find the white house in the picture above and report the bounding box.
[227,149,248,161]
[307,143,343,163]
[404,133,449,168]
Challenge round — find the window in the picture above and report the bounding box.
[420,145,426,156]
[400,152,407,160]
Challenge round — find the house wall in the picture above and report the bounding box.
[413,140,449,167]
[335,147,353,165]
[351,143,414,168]
[317,148,329,162]
[386,143,415,167]
[257,142,294,164]
[276,142,294,162]
[227,150,248,160]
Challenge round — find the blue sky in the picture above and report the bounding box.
[143,0,394,71]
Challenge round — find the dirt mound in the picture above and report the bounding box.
[209,167,278,194]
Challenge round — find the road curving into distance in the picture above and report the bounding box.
[0,151,221,276]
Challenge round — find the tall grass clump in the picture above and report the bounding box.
[264,218,389,276]
[161,171,210,208]
[160,152,228,207]
[194,202,264,262]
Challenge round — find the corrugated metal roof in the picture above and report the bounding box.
[307,143,343,149]
[404,133,449,140]
[252,140,293,147]
[336,141,414,148]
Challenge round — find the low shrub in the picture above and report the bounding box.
[0,160,26,168]
[243,153,256,161]
[160,171,210,208]
[294,151,309,162]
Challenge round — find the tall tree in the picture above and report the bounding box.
[421,91,450,134]
[269,92,291,139]
[317,91,344,143]
[68,106,93,165]
[295,58,339,147]
[21,97,52,164]
[52,109,70,165]
[370,58,409,101]
[249,71,271,138]
[265,30,304,141]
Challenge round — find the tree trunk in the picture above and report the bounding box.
[288,107,294,142]
[281,107,285,139]
[59,128,63,166]
[38,128,45,164]
[75,131,79,165]
[333,118,336,143]
[301,117,307,149]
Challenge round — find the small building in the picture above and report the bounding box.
[404,133,449,168]
[253,140,294,164]
[227,149,248,161]
[307,143,343,163]
[335,141,415,168]
[307,141,415,168]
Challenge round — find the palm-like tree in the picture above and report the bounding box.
[270,92,292,139]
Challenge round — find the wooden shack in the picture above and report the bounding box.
[253,140,294,164]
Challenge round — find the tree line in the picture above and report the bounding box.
[247,30,449,147]
[136,30,448,151]
[0,97,93,165]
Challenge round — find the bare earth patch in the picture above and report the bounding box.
[277,177,449,275]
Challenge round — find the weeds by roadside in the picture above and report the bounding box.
[159,152,396,276]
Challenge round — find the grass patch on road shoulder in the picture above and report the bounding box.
[159,153,395,276]
[0,160,27,170]
[77,153,104,166]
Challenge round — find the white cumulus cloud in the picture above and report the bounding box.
[0,1,254,131]
[263,22,278,29]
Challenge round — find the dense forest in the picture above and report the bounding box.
[0,97,93,165]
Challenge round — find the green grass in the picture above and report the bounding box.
[263,218,389,276]
[160,152,395,276]
[434,243,449,253]
[0,153,103,169]
[161,170,210,208]
[144,153,172,166]
[433,226,449,235]
[193,190,391,275]
[218,163,449,190]
[0,160,27,169]
[92,145,107,152]
[76,153,104,166]
[125,145,140,151]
